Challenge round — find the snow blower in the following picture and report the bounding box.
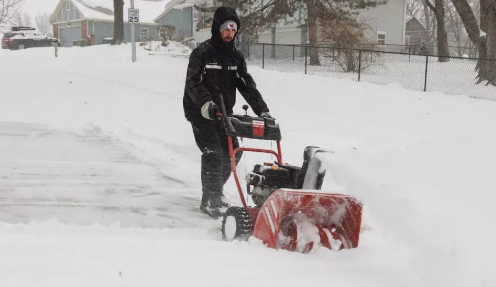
[217,97,363,253]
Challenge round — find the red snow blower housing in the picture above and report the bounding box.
[218,101,363,253]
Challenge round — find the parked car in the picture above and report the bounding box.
[2,26,59,50]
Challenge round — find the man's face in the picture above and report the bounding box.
[221,29,236,42]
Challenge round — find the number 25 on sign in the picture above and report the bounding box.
[128,9,139,23]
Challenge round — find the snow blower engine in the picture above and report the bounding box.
[246,152,324,208]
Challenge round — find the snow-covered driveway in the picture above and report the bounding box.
[0,120,215,228]
[0,46,217,230]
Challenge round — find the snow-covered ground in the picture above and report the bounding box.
[1,43,495,287]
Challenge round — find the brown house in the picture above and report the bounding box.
[405,16,430,46]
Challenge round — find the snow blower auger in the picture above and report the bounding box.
[216,98,363,254]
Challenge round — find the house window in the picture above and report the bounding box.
[197,9,214,30]
[377,32,386,45]
[140,28,148,41]
[193,8,199,20]
[405,35,410,46]
[66,1,70,10]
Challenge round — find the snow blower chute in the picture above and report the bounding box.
[217,98,363,253]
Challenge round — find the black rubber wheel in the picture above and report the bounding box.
[221,206,253,242]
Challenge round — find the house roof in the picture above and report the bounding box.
[153,0,185,22]
[51,0,172,24]
[406,16,426,30]
[153,0,205,22]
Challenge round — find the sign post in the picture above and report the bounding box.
[128,1,139,62]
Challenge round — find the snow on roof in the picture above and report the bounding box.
[67,0,173,24]
[174,2,194,9]
[154,0,208,22]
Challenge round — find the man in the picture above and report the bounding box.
[183,7,272,218]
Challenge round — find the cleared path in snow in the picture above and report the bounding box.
[0,121,215,229]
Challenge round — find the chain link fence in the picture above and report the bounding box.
[237,42,496,101]
[352,43,479,58]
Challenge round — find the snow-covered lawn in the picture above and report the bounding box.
[243,45,496,100]
[0,44,495,287]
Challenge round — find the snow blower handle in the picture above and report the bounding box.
[216,94,236,134]
[216,93,228,118]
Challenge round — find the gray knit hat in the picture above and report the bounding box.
[220,20,237,33]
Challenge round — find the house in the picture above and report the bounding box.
[154,0,208,42]
[49,0,170,47]
[154,0,408,47]
[405,16,431,46]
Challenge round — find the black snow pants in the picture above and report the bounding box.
[191,119,242,205]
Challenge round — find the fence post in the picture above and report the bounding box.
[262,43,265,69]
[424,55,429,92]
[305,45,308,74]
[247,42,250,59]
[408,45,411,62]
[358,50,362,82]
[293,45,295,61]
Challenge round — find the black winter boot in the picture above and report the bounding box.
[200,197,227,219]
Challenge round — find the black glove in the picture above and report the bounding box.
[201,101,220,120]
[260,112,274,119]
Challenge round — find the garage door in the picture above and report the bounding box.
[59,26,82,47]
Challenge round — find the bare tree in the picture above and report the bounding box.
[320,18,375,72]
[11,11,30,27]
[407,0,425,19]
[112,0,124,45]
[158,25,176,46]
[418,0,437,40]
[0,0,24,30]
[22,10,30,26]
[424,0,450,61]
[451,0,482,54]
[479,0,496,85]
[450,0,496,85]
[445,0,465,55]
[35,12,50,34]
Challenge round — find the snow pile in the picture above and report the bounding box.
[145,40,193,57]
[1,44,495,287]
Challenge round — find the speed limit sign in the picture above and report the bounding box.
[128,8,140,23]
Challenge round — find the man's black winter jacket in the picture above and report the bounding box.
[183,7,269,122]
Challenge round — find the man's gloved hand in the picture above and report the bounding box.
[260,112,274,119]
[201,101,220,120]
